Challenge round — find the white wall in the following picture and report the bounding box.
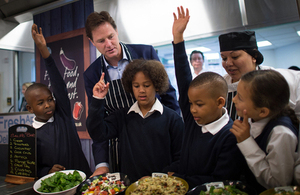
[0,50,14,113]
[0,21,33,52]
[260,49,277,68]
[274,42,300,69]
[18,52,35,110]
[94,0,215,46]
[260,42,300,69]
[0,20,18,41]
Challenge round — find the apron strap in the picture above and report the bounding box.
[105,79,136,114]
[226,91,238,120]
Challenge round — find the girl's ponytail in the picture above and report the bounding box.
[279,106,299,130]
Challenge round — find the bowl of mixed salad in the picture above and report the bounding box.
[76,172,130,195]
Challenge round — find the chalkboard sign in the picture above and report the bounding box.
[7,124,36,180]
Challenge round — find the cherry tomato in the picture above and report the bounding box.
[109,189,116,195]
[100,191,108,195]
[116,181,122,185]
[88,186,95,191]
[102,177,107,180]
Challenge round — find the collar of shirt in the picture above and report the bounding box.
[32,116,54,129]
[103,44,129,80]
[225,66,262,92]
[127,98,163,118]
[197,107,230,135]
[224,74,239,92]
[192,70,203,79]
[249,117,271,138]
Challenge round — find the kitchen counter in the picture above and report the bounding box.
[0,176,38,195]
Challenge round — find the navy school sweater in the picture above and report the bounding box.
[37,56,92,178]
[86,98,184,182]
[171,41,245,189]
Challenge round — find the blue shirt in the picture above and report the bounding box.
[103,44,129,81]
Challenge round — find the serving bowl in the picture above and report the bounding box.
[33,170,86,195]
[187,180,257,195]
[260,186,300,195]
[125,175,188,195]
[76,172,130,195]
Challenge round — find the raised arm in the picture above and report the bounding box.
[31,24,70,116]
[172,6,193,119]
[172,6,190,44]
[31,24,50,59]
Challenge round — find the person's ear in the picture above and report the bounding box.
[217,97,226,108]
[258,107,270,118]
[252,56,257,64]
[26,104,34,114]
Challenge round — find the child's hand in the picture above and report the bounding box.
[230,109,251,143]
[90,166,109,178]
[48,164,65,174]
[168,172,175,176]
[31,24,50,59]
[93,72,110,98]
[172,6,190,44]
[31,24,46,49]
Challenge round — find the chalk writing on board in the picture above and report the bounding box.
[8,125,36,178]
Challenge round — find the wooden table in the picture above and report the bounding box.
[0,176,38,195]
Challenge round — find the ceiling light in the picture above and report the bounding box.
[257,41,272,47]
[205,53,220,59]
[186,47,211,54]
[297,31,300,36]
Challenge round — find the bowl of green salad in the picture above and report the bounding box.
[33,170,86,195]
[187,180,257,195]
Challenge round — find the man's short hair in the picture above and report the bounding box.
[190,50,204,62]
[85,11,117,40]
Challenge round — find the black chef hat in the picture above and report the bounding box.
[219,31,263,64]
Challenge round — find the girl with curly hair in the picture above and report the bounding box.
[86,59,184,182]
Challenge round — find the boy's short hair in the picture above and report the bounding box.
[25,83,50,104]
[85,11,117,40]
[190,72,228,99]
[122,59,169,95]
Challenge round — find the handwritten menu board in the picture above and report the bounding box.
[8,124,36,178]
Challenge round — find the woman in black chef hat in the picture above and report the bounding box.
[219,31,300,121]
[219,31,264,120]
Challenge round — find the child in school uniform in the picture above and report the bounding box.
[86,59,184,182]
[25,24,92,178]
[167,7,245,189]
[230,69,299,192]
